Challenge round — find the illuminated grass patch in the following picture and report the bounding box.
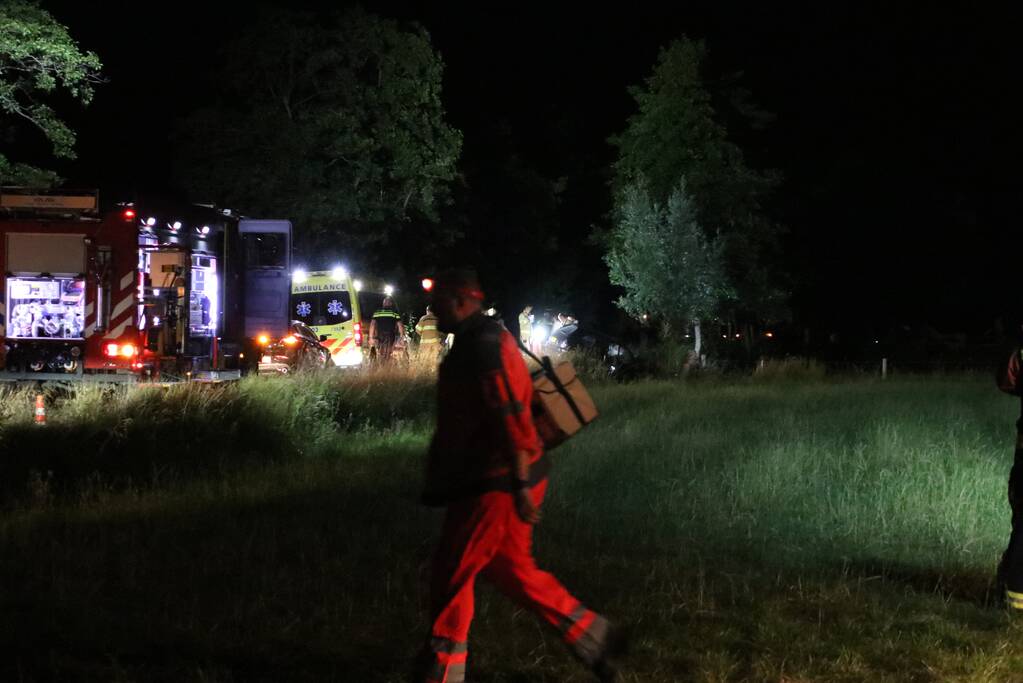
[1,375,1021,681]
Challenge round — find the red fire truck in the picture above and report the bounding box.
[0,189,291,382]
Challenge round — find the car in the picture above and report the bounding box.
[257,321,332,375]
[541,323,656,381]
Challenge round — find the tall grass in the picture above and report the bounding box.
[0,370,435,502]
[2,374,1023,681]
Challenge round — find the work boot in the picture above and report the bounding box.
[590,624,630,682]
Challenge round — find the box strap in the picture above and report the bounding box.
[517,337,588,426]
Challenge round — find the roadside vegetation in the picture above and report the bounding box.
[2,372,1022,681]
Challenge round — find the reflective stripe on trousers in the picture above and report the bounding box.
[559,603,612,666]
[424,637,468,683]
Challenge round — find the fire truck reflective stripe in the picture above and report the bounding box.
[104,319,132,340]
[84,323,96,338]
[120,272,134,291]
[84,302,94,318]
[110,294,134,322]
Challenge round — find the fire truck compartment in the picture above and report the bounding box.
[5,276,86,340]
[6,232,86,275]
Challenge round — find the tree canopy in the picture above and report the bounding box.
[175,7,462,269]
[609,37,785,319]
[0,0,103,186]
[605,179,732,351]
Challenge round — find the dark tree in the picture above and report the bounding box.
[0,0,103,186]
[175,7,462,270]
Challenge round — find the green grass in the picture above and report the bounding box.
[1,374,1022,681]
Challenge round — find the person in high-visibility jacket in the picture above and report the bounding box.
[369,297,404,362]
[998,337,1023,609]
[416,305,443,360]
[518,305,533,347]
[416,269,626,683]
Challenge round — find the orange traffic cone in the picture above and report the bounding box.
[34,394,46,426]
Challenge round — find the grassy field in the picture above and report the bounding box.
[2,373,1022,681]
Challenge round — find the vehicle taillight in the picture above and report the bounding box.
[354,321,363,347]
[282,335,298,346]
[122,208,136,220]
[106,343,137,358]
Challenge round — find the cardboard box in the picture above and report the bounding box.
[531,360,598,449]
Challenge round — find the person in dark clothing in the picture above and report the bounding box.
[998,335,1023,610]
[369,296,404,362]
[415,268,626,683]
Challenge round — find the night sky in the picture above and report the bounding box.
[34,2,1022,337]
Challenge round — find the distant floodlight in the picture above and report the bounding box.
[170,221,182,231]
[293,268,308,283]
[353,279,363,291]
[331,265,348,281]
[421,278,434,292]
[384,284,394,296]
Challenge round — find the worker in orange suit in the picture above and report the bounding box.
[416,268,627,683]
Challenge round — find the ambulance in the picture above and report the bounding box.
[287,268,391,367]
